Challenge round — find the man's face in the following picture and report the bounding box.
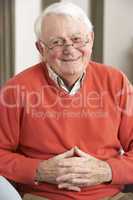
[39,14,94,79]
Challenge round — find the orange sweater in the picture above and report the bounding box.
[0,61,133,200]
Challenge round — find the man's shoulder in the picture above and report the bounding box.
[89,61,124,81]
[4,62,45,87]
[88,61,128,92]
[90,61,123,75]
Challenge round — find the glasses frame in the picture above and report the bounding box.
[40,35,90,50]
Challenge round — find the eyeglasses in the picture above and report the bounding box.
[40,35,90,50]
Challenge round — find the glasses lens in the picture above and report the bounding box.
[48,39,64,49]
[46,36,89,50]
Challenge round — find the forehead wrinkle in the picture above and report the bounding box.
[41,14,88,41]
[47,32,83,43]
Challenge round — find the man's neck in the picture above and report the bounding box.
[47,65,85,95]
[59,74,81,88]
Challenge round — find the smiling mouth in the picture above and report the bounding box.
[61,57,81,62]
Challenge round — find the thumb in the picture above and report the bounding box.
[54,148,74,160]
[74,146,88,157]
[74,146,94,159]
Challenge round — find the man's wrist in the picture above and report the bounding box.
[104,161,112,183]
[34,161,44,183]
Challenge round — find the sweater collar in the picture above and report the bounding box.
[46,64,85,96]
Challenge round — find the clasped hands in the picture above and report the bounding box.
[36,147,112,192]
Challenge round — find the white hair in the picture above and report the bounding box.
[34,2,93,39]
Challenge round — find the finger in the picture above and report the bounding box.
[74,147,90,158]
[54,148,74,160]
[67,185,81,192]
[71,178,95,187]
[58,166,89,175]
[56,173,79,183]
[71,178,89,185]
[58,183,81,192]
[58,157,86,167]
[74,147,96,160]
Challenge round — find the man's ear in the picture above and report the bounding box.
[35,41,44,56]
[90,32,94,47]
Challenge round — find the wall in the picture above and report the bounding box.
[103,0,133,81]
[15,0,41,74]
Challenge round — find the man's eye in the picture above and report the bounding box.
[52,40,62,45]
[72,37,82,43]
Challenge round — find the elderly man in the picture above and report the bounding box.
[0,2,133,200]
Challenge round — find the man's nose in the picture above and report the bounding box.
[63,41,74,54]
[63,38,74,47]
[64,42,74,47]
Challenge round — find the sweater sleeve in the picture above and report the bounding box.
[0,82,41,184]
[107,74,133,184]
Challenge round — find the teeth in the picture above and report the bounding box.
[62,57,80,62]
